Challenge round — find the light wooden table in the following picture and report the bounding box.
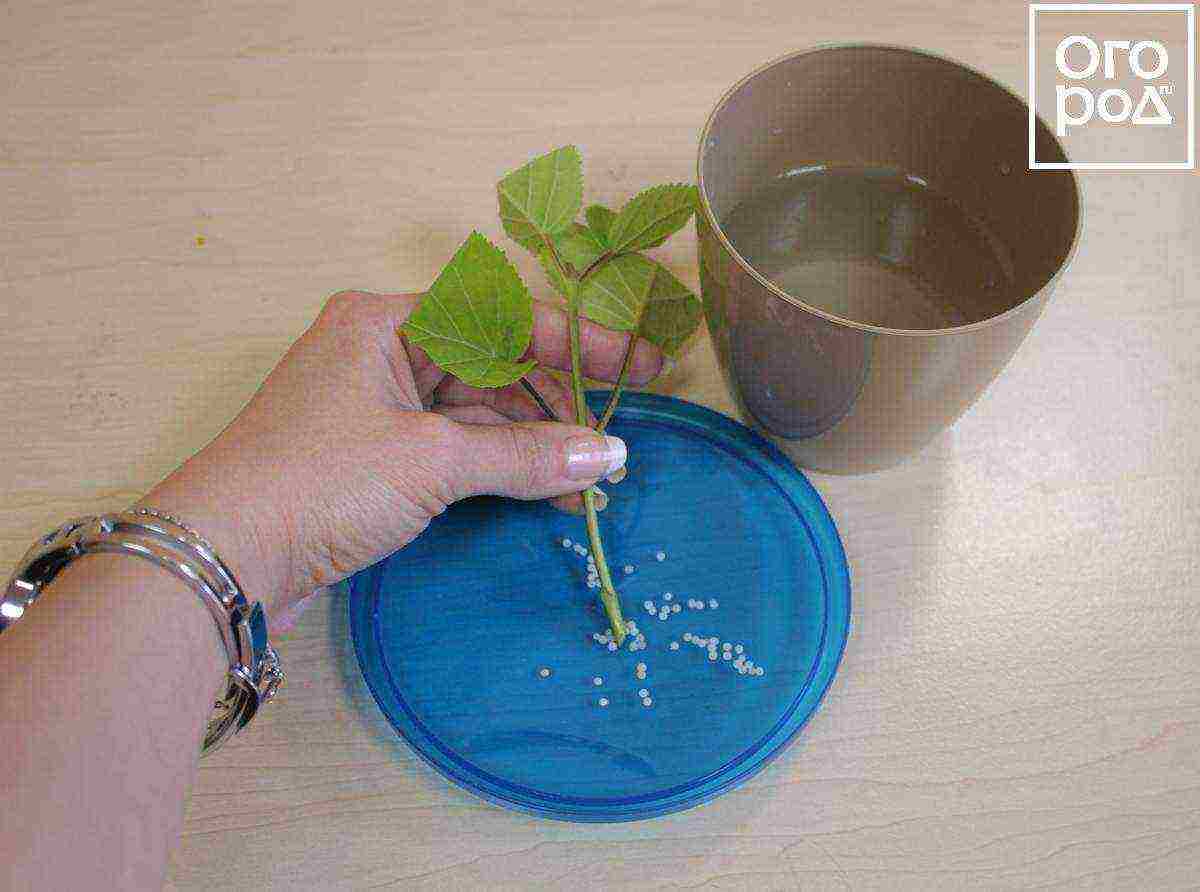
[4,1,1198,889]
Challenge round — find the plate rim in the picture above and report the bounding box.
[349,391,851,822]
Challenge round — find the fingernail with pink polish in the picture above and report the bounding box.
[565,435,627,480]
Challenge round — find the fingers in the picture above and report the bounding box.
[528,302,664,385]
[434,404,511,425]
[433,368,577,423]
[436,408,600,516]
[405,342,447,405]
[442,420,627,501]
[435,402,600,516]
[434,377,602,516]
[550,492,585,515]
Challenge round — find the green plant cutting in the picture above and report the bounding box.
[400,146,702,644]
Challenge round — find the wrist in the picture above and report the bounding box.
[137,463,295,621]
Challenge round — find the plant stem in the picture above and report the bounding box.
[595,333,637,434]
[519,376,559,422]
[565,281,626,645]
[579,250,612,281]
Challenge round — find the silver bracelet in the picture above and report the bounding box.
[1,507,284,755]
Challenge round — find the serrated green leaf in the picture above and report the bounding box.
[584,204,616,245]
[577,252,656,331]
[538,245,571,298]
[607,184,698,254]
[553,223,606,273]
[400,232,537,388]
[497,146,583,250]
[639,262,703,356]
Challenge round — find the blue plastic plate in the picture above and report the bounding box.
[349,392,850,822]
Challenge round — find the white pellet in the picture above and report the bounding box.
[656,551,666,561]
[670,641,680,650]
[683,632,692,642]
[636,662,647,672]
[662,592,673,602]
[723,652,732,661]
[562,538,572,548]
[642,697,653,707]
[695,602,704,610]
[643,600,655,611]
[598,697,609,707]
[593,676,603,686]
[539,668,551,677]
[607,642,617,651]
[623,564,635,575]
[723,643,732,651]
[671,603,681,613]
[638,688,649,698]
[735,645,744,655]
[709,598,719,609]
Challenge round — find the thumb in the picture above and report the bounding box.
[447,420,627,501]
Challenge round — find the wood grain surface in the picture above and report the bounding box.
[3,1,1198,888]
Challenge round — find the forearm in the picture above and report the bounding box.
[0,553,225,889]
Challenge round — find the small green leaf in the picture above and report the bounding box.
[538,245,571,298]
[577,252,656,331]
[400,232,537,388]
[607,184,698,254]
[553,223,606,273]
[497,146,584,250]
[639,262,703,356]
[584,204,616,245]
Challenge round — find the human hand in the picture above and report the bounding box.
[141,290,664,627]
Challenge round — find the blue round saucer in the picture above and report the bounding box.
[349,391,850,822]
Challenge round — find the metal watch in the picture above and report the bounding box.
[1,508,284,755]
